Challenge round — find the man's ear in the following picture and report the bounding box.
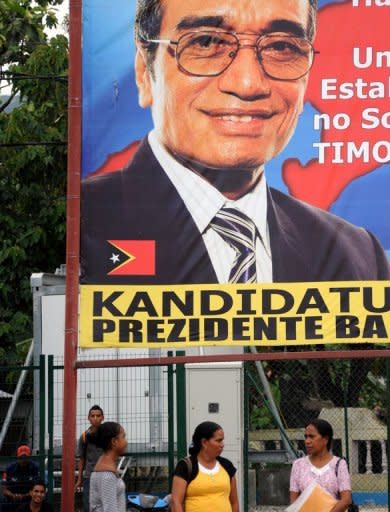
[300,77,310,114]
[135,46,153,109]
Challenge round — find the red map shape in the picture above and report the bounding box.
[283,1,390,210]
[90,140,140,177]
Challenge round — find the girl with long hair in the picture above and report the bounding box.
[89,422,128,512]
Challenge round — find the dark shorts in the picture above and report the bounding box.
[82,478,90,512]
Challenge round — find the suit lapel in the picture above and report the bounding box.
[124,139,218,284]
[267,187,308,283]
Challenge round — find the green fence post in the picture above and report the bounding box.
[39,355,46,478]
[176,351,187,460]
[47,355,54,504]
[243,362,249,512]
[343,372,350,465]
[167,351,175,490]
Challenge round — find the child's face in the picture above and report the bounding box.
[113,427,128,455]
[88,409,104,428]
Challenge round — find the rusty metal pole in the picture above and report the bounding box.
[61,0,82,510]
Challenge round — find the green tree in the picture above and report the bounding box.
[0,0,67,364]
[265,352,375,428]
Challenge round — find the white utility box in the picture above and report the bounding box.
[31,273,166,452]
[185,362,244,509]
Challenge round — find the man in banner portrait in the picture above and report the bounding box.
[80,0,390,285]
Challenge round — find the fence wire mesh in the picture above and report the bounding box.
[246,356,389,511]
[0,361,44,510]
[52,352,173,511]
[0,365,34,457]
[1,353,389,511]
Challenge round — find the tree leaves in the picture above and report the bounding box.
[0,0,67,364]
[0,0,47,66]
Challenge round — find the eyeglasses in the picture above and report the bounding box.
[146,31,318,81]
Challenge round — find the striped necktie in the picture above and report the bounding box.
[210,207,257,283]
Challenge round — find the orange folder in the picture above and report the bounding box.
[286,481,337,512]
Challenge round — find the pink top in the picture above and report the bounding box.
[290,456,351,499]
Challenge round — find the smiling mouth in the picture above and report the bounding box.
[202,109,275,123]
[221,115,258,123]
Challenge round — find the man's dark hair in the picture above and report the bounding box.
[88,404,104,416]
[135,0,164,69]
[29,479,47,491]
[307,0,318,41]
[135,0,318,68]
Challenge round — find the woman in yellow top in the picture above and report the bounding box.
[171,421,239,512]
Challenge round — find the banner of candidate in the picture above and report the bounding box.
[80,282,390,348]
[79,0,390,348]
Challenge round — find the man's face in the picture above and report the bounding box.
[88,409,104,428]
[30,484,46,504]
[136,0,311,170]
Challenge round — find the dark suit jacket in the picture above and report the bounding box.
[81,138,390,284]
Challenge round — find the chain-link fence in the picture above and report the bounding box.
[246,356,390,511]
[1,352,390,511]
[0,358,46,510]
[0,353,178,511]
[0,365,34,457]
[51,351,180,511]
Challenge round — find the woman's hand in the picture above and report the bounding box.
[289,491,300,504]
[330,490,352,512]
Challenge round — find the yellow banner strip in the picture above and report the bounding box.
[79,282,390,348]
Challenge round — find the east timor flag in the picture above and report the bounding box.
[107,240,156,276]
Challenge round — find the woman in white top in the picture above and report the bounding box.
[89,421,128,512]
[289,419,352,512]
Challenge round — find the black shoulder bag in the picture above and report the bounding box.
[183,457,193,483]
[335,457,359,512]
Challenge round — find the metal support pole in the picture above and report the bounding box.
[149,350,163,450]
[39,355,46,478]
[167,351,175,490]
[61,0,82,510]
[47,355,54,505]
[343,372,350,465]
[249,346,296,460]
[176,351,187,460]
[243,362,249,512]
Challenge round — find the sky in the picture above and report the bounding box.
[47,0,69,37]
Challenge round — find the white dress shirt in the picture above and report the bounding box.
[148,131,273,283]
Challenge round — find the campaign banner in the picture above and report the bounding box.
[80,282,390,348]
[79,0,390,348]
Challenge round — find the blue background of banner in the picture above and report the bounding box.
[82,0,390,256]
